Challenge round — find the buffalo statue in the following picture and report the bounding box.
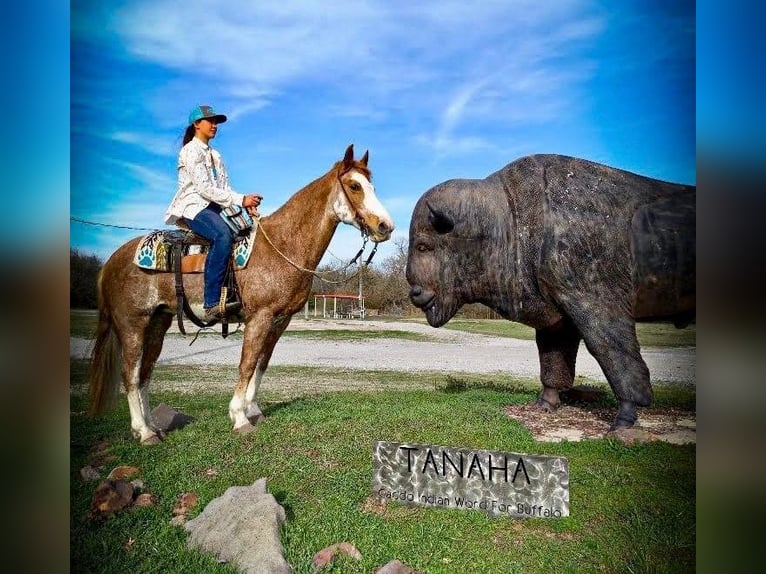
[406,154,695,430]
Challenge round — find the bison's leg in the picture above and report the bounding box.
[570,312,652,430]
[244,317,291,424]
[533,318,582,411]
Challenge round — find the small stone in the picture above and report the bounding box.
[90,480,134,519]
[173,492,199,516]
[151,403,194,433]
[170,515,187,526]
[108,465,141,481]
[80,465,101,482]
[312,542,362,570]
[130,479,145,491]
[375,559,417,574]
[133,493,157,507]
[608,426,658,445]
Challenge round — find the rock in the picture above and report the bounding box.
[107,465,141,481]
[185,478,290,574]
[608,426,658,445]
[151,403,194,433]
[375,559,417,574]
[90,480,134,519]
[80,465,101,482]
[173,492,199,516]
[312,542,362,570]
[133,493,157,508]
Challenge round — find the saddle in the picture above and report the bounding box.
[134,229,256,338]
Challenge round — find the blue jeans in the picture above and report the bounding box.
[185,205,234,309]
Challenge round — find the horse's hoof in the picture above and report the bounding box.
[246,412,266,425]
[234,422,257,435]
[141,434,163,446]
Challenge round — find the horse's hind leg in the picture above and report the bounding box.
[137,312,173,442]
[121,313,171,445]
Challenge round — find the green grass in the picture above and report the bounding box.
[442,318,695,347]
[71,361,695,574]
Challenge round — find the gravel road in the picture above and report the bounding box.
[70,318,696,385]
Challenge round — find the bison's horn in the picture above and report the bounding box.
[426,201,454,234]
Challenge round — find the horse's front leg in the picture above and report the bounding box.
[230,313,272,433]
[244,316,292,424]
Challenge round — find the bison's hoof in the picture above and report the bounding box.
[608,417,635,432]
[141,434,163,446]
[532,398,558,412]
[234,422,257,435]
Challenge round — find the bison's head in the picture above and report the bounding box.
[406,180,508,327]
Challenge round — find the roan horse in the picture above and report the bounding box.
[89,145,394,444]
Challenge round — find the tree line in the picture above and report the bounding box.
[70,240,498,319]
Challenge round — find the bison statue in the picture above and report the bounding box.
[406,154,695,430]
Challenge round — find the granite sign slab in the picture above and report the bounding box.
[372,441,569,518]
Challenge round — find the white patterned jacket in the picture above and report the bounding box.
[164,136,245,225]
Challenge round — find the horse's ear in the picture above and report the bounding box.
[343,144,354,170]
[360,150,369,166]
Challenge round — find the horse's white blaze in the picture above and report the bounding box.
[351,172,393,229]
[332,172,394,233]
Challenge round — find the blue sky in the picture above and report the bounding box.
[70,0,695,265]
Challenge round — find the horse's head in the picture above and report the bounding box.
[333,144,394,243]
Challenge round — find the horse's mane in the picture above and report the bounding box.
[263,159,372,223]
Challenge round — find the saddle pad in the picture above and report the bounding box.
[134,228,256,272]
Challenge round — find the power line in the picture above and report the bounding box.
[70,216,163,232]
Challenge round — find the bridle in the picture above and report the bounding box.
[335,166,380,266]
[252,165,379,282]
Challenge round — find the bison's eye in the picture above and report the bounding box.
[414,238,433,252]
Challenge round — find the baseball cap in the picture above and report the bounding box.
[188,105,228,125]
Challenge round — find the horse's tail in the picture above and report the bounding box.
[88,269,121,415]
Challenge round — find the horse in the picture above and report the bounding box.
[88,145,394,444]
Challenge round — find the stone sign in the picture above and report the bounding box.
[372,441,569,518]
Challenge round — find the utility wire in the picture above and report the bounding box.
[70,216,163,232]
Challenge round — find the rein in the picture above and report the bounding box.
[252,214,377,285]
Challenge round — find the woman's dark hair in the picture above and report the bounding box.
[182,124,196,147]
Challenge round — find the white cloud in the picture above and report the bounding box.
[110,131,177,157]
[75,0,605,156]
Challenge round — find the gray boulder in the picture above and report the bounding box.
[185,478,290,574]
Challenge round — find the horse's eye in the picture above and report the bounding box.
[349,182,362,192]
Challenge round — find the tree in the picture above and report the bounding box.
[70,248,102,309]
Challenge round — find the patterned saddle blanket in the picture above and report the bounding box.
[134,228,256,272]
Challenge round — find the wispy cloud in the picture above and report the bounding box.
[74,0,602,156]
[110,131,177,157]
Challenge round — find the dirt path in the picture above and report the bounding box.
[70,318,696,384]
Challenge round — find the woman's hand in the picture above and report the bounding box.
[243,194,263,208]
[243,194,263,216]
